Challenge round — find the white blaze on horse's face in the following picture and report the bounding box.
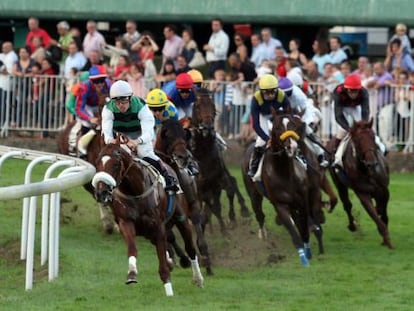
[282,117,298,156]
[101,155,111,167]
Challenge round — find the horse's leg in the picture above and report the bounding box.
[223,181,237,228]
[152,225,174,296]
[118,219,138,284]
[249,190,266,239]
[227,172,250,220]
[321,173,338,213]
[209,191,227,236]
[356,191,393,249]
[274,203,309,266]
[174,213,204,287]
[98,203,116,234]
[166,228,190,269]
[333,180,357,232]
[308,188,324,255]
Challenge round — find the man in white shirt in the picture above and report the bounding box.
[82,20,106,58]
[0,41,18,104]
[250,34,266,68]
[329,36,348,65]
[203,18,230,78]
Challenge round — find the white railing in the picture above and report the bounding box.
[0,146,96,290]
[1,75,413,152]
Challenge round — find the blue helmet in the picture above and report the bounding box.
[278,77,293,93]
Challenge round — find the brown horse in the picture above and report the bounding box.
[190,88,250,234]
[327,119,393,248]
[57,92,115,233]
[241,112,315,266]
[155,119,213,275]
[92,142,204,296]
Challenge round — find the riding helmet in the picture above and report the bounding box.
[176,72,194,89]
[187,69,203,83]
[278,77,293,92]
[344,74,362,90]
[110,80,133,99]
[88,65,107,80]
[146,88,169,107]
[258,74,278,90]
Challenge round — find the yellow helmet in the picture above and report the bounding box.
[259,74,278,90]
[146,88,169,107]
[187,69,203,83]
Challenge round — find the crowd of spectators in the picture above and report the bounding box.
[1,17,413,147]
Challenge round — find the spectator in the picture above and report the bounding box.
[64,41,87,79]
[161,24,184,72]
[50,21,73,65]
[13,47,36,77]
[103,36,129,68]
[228,52,257,82]
[311,38,333,75]
[250,33,265,68]
[260,27,283,61]
[82,20,106,58]
[329,36,348,65]
[339,60,352,79]
[122,20,141,64]
[30,36,47,65]
[113,55,131,80]
[274,46,287,78]
[233,32,248,63]
[287,38,308,68]
[352,56,370,80]
[82,49,104,71]
[130,31,159,65]
[0,41,18,105]
[303,60,321,82]
[181,28,199,65]
[203,18,230,78]
[388,23,412,55]
[126,63,148,98]
[211,68,226,132]
[175,55,191,74]
[25,17,52,55]
[384,38,414,73]
[156,59,176,87]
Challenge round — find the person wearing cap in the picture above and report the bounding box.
[162,72,196,119]
[278,77,328,168]
[247,73,291,177]
[332,74,386,168]
[102,81,179,192]
[75,65,111,156]
[146,88,199,176]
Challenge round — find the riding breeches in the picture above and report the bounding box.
[254,113,271,148]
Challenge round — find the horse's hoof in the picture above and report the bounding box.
[206,267,214,276]
[192,277,204,288]
[126,271,137,284]
[348,224,357,232]
[125,278,137,285]
[329,198,338,212]
[179,256,191,269]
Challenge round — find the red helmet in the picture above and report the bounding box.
[176,73,194,89]
[344,74,362,90]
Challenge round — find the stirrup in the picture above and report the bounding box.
[164,176,179,192]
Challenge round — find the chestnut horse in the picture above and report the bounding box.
[327,119,393,248]
[241,112,317,266]
[191,88,250,234]
[155,119,213,275]
[92,142,204,296]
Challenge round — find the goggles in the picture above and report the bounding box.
[178,89,192,94]
[113,96,130,104]
[92,78,106,84]
[149,106,165,112]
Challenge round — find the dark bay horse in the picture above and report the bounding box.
[190,88,250,234]
[155,119,213,275]
[92,143,204,296]
[57,93,115,233]
[327,119,393,248]
[241,112,317,266]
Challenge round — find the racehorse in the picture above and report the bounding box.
[241,111,318,266]
[155,119,213,275]
[327,119,393,249]
[190,88,250,234]
[57,92,115,233]
[91,142,204,296]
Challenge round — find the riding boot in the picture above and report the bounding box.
[77,129,96,157]
[247,147,265,177]
[158,161,179,193]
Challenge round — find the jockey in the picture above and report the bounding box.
[162,72,196,119]
[76,65,111,156]
[248,74,291,177]
[146,88,199,176]
[278,77,329,168]
[332,74,386,168]
[187,69,203,89]
[101,80,179,192]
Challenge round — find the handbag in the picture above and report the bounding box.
[189,50,206,68]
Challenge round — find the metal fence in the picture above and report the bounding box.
[1,75,413,152]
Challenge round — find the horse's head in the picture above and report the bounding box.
[350,118,379,171]
[270,111,304,158]
[92,143,131,204]
[192,88,216,137]
[159,119,191,169]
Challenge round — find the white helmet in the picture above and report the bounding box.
[110,80,133,99]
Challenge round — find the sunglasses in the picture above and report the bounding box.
[261,89,277,95]
[92,78,106,84]
[113,96,130,103]
[149,106,164,112]
[346,89,360,93]
[178,89,192,94]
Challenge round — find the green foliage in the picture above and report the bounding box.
[1,161,414,310]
